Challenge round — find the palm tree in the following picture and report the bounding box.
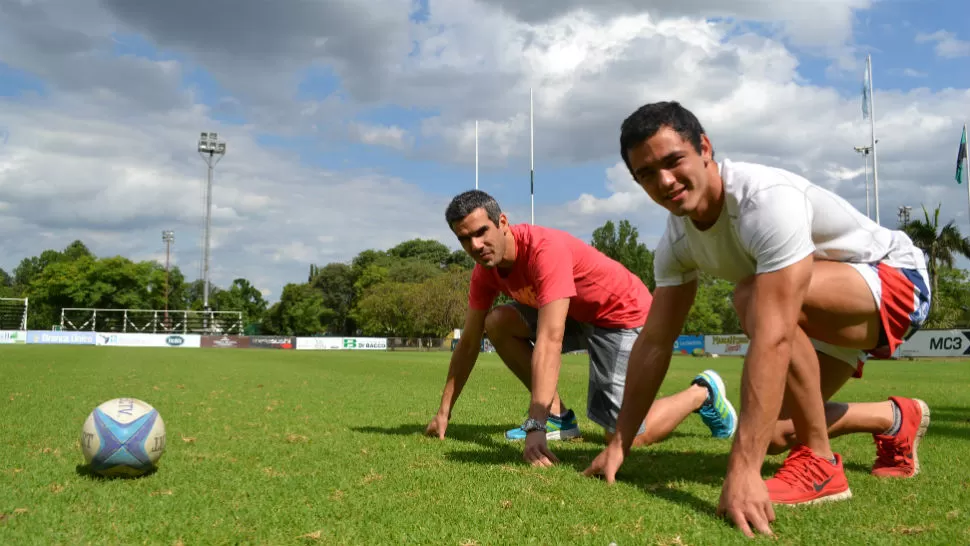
[901,204,970,297]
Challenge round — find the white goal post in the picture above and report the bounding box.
[0,297,28,331]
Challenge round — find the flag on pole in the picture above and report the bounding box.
[958,125,968,184]
[861,56,871,120]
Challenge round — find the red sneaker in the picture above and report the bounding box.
[872,397,930,478]
[765,444,852,505]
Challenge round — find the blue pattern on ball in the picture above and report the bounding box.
[92,408,158,472]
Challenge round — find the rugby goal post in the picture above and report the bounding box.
[0,297,28,331]
[59,308,243,335]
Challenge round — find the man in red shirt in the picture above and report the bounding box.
[425,190,738,465]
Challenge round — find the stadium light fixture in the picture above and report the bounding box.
[197,131,227,321]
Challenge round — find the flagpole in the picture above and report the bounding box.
[964,123,970,228]
[475,120,479,190]
[867,54,881,226]
[530,87,534,225]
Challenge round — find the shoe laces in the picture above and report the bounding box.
[772,446,829,488]
[874,434,908,468]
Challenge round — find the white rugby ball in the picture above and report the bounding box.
[80,397,166,477]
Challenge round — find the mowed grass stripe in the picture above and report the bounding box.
[1,346,968,545]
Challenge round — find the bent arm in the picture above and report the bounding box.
[436,307,488,417]
[612,281,697,454]
[729,255,813,474]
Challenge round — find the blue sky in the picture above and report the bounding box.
[0,0,968,297]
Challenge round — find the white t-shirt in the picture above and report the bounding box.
[654,159,927,288]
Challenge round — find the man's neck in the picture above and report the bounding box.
[496,225,518,272]
[690,162,724,231]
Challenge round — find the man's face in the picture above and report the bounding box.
[625,126,714,218]
[451,207,507,268]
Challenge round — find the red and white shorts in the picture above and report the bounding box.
[811,262,931,379]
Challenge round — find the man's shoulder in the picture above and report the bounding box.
[720,158,815,214]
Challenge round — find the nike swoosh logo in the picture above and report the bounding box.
[813,476,834,492]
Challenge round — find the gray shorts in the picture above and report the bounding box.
[507,303,644,434]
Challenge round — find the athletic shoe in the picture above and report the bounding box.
[872,397,930,478]
[766,444,852,505]
[691,370,738,439]
[505,409,582,441]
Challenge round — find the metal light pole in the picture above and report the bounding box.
[162,230,174,328]
[854,145,872,219]
[197,132,226,317]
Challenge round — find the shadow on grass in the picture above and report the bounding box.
[75,464,158,480]
[352,423,511,447]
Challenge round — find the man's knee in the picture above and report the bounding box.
[484,305,529,339]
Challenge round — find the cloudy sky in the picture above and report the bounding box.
[1,0,969,300]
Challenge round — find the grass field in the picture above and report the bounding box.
[1,345,969,545]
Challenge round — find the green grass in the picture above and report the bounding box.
[1,346,969,545]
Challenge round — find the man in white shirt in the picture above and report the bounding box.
[583,101,931,538]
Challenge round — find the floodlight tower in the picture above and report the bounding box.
[197,132,226,315]
[162,230,175,326]
[897,205,912,227]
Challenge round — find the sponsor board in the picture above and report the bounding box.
[27,331,97,345]
[0,330,27,344]
[341,337,387,350]
[673,335,705,356]
[202,335,251,349]
[95,333,202,348]
[296,337,388,350]
[250,335,296,349]
[704,334,749,356]
[897,329,970,358]
[296,337,343,350]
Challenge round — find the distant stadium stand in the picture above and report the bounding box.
[59,308,243,334]
[0,297,28,331]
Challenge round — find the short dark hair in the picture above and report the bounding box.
[619,101,712,175]
[445,190,502,228]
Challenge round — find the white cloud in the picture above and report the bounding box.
[348,122,413,151]
[890,68,928,78]
[916,30,970,58]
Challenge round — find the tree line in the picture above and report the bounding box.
[2,207,968,336]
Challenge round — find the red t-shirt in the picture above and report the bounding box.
[468,224,652,329]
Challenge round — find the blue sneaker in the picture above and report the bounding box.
[692,370,738,439]
[505,409,582,441]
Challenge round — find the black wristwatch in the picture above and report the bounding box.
[521,418,546,434]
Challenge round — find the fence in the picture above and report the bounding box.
[2,329,967,359]
[59,308,244,335]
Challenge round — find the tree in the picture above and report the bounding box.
[444,250,476,270]
[590,219,655,290]
[310,263,355,334]
[213,278,268,327]
[387,239,452,267]
[902,204,970,298]
[923,266,970,329]
[262,283,331,336]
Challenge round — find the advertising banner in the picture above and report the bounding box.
[295,337,388,350]
[95,333,202,348]
[27,331,97,345]
[201,335,251,349]
[340,337,387,350]
[673,335,705,356]
[704,334,749,356]
[296,337,343,350]
[0,330,27,344]
[896,329,970,358]
[250,335,296,349]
